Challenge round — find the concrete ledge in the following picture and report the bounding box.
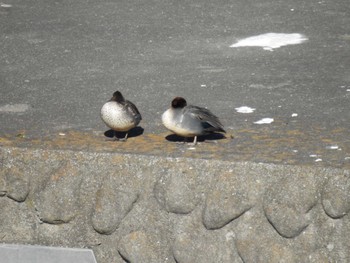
[0,244,97,263]
[1,145,350,262]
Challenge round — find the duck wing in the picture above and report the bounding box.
[124,100,142,121]
[184,105,225,133]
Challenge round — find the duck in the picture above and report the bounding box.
[101,91,142,141]
[162,97,225,145]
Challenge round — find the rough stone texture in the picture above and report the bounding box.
[202,170,260,230]
[263,169,321,238]
[34,162,83,224]
[0,170,7,196]
[0,197,36,243]
[307,249,334,263]
[1,146,350,263]
[232,203,295,263]
[92,186,138,235]
[118,231,162,263]
[322,173,350,219]
[172,208,240,263]
[236,238,297,263]
[154,166,201,214]
[3,167,30,202]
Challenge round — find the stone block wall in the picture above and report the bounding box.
[1,147,350,262]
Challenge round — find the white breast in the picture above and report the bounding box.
[161,109,174,130]
[162,109,196,137]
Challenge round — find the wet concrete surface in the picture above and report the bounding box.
[0,0,349,168]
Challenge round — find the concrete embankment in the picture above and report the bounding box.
[1,136,349,262]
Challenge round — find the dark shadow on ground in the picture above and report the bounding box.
[104,126,144,139]
[165,133,226,143]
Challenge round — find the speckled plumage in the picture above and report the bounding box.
[101,91,141,140]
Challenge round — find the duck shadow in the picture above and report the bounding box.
[165,133,226,143]
[104,126,144,139]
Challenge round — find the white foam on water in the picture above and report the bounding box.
[230,33,308,51]
[254,118,274,124]
[235,106,256,113]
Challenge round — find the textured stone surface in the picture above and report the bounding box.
[263,170,320,238]
[0,197,36,243]
[34,162,82,224]
[236,238,297,263]
[0,147,350,263]
[322,173,350,219]
[154,167,200,214]
[0,170,6,196]
[92,186,138,235]
[4,167,30,202]
[172,209,239,263]
[307,249,333,263]
[118,231,161,263]
[233,205,296,263]
[202,170,259,230]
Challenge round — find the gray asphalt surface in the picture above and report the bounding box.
[0,0,349,166]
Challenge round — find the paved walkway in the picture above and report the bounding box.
[0,0,349,168]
